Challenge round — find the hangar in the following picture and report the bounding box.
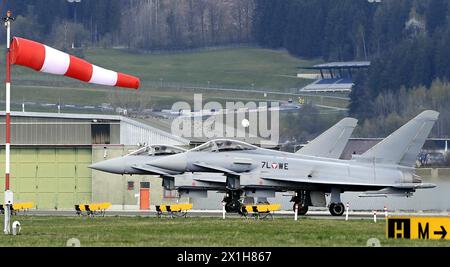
[0,111,189,210]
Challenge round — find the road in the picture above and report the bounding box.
[14,82,351,101]
[180,85,351,101]
[315,104,349,111]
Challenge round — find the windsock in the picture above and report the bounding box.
[10,37,140,89]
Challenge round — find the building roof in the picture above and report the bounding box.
[300,78,354,92]
[300,61,371,70]
[0,111,122,121]
[0,111,190,146]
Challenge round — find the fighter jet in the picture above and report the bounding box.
[89,117,358,212]
[89,143,230,198]
[90,144,187,176]
[143,110,439,216]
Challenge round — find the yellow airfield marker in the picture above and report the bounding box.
[387,217,449,240]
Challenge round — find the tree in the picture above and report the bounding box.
[49,20,90,51]
[425,0,448,35]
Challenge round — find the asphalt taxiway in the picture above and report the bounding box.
[14,209,450,220]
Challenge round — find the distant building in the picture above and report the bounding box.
[298,61,371,92]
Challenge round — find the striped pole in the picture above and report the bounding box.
[345,202,349,221]
[294,204,298,221]
[3,10,13,235]
[5,14,11,192]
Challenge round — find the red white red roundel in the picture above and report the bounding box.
[10,37,140,89]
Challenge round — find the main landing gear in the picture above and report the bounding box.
[329,203,345,216]
[328,188,344,216]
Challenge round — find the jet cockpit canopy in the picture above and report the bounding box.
[128,145,187,157]
[191,139,258,152]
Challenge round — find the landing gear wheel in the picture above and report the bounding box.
[223,189,244,214]
[225,205,231,213]
[225,199,242,213]
[329,203,345,216]
[293,203,309,216]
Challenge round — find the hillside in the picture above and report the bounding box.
[85,47,319,90]
[0,47,327,110]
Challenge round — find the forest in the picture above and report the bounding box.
[1,0,254,50]
[2,0,450,138]
[253,0,450,138]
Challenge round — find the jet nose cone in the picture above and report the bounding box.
[89,158,125,174]
[148,153,187,172]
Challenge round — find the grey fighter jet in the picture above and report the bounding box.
[89,117,359,213]
[89,144,224,198]
[90,144,187,176]
[143,110,440,216]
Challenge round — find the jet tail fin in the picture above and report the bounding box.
[296,118,358,159]
[354,110,439,167]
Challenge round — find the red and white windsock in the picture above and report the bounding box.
[10,37,140,89]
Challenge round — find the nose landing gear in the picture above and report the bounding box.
[293,203,309,215]
[223,190,244,214]
[291,190,310,216]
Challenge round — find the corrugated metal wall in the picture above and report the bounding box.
[0,147,92,209]
[110,123,121,144]
[0,117,91,145]
[0,115,187,146]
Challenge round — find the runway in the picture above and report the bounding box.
[14,209,450,220]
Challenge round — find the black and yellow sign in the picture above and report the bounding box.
[387,217,449,240]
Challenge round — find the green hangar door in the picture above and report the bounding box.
[0,147,92,210]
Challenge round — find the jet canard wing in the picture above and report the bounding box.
[131,164,177,176]
[296,118,358,159]
[193,162,242,176]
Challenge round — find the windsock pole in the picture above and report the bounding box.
[3,10,14,235]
